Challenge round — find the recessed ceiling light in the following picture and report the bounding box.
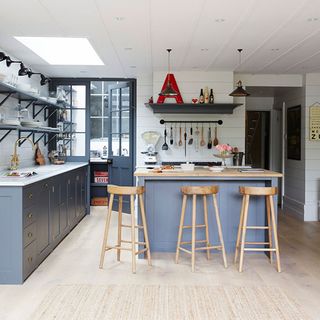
[124,47,133,51]
[307,17,319,22]
[271,48,280,51]
[80,70,88,73]
[130,65,136,68]
[201,48,209,51]
[214,18,226,23]
[115,16,125,21]
[14,37,104,65]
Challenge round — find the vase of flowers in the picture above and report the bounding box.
[214,144,233,166]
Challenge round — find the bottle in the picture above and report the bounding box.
[204,87,209,104]
[199,89,204,104]
[209,89,214,104]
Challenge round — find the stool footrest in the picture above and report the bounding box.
[105,245,131,251]
[244,241,270,245]
[121,240,146,245]
[244,248,277,252]
[182,224,206,229]
[121,224,144,229]
[180,240,207,245]
[136,248,148,255]
[245,226,269,230]
[195,245,222,251]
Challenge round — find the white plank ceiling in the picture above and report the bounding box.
[0,0,320,77]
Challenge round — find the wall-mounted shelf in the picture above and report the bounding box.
[145,102,242,114]
[0,125,63,144]
[0,81,67,109]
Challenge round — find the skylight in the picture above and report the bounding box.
[14,37,104,65]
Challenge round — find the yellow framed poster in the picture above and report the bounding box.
[310,103,320,140]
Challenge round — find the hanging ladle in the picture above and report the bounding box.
[162,125,169,150]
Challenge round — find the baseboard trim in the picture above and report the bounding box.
[283,196,304,220]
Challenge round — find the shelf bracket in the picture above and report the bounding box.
[19,99,37,109]
[44,133,58,146]
[0,129,13,142]
[18,131,33,146]
[0,92,14,106]
[44,108,58,121]
[34,133,46,145]
[33,104,47,119]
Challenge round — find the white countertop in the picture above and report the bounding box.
[0,162,88,187]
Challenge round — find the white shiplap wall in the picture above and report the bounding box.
[136,71,245,166]
[0,49,48,171]
[274,86,306,220]
[304,73,320,221]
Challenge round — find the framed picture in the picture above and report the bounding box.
[287,105,301,160]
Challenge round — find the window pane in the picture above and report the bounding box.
[57,85,71,105]
[103,95,109,116]
[111,111,120,133]
[121,87,130,107]
[103,117,109,138]
[72,85,86,108]
[91,81,102,94]
[91,118,102,139]
[121,109,129,133]
[90,95,102,116]
[111,89,120,111]
[72,109,86,132]
[121,133,130,157]
[111,134,120,156]
[72,133,86,156]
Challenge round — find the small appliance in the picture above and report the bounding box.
[141,131,160,165]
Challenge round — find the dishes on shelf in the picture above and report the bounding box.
[1,119,20,126]
[21,120,45,127]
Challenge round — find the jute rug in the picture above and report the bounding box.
[30,285,308,320]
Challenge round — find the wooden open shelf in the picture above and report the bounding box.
[145,102,242,114]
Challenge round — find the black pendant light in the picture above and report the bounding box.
[229,49,250,97]
[159,49,178,97]
[18,63,31,76]
[0,52,8,62]
[5,56,22,67]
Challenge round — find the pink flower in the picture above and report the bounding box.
[215,144,233,152]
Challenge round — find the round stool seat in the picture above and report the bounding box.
[181,185,219,195]
[239,186,277,196]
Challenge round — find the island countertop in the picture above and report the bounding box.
[134,167,282,178]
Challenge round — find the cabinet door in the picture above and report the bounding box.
[67,174,77,228]
[75,173,81,219]
[60,178,69,234]
[36,181,50,257]
[51,180,60,242]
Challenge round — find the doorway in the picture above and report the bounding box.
[245,111,271,169]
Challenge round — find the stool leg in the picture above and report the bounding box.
[191,194,197,272]
[203,195,211,260]
[139,194,152,266]
[130,195,137,274]
[239,195,250,272]
[117,195,123,262]
[99,193,114,269]
[266,195,273,264]
[212,194,228,268]
[175,195,187,264]
[269,195,281,272]
[234,195,245,264]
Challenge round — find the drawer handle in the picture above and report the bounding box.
[27,232,33,238]
[27,257,33,263]
[45,183,48,188]
[27,213,33,219]
[28,193,33,199]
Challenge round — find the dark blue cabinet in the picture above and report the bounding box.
[0,165,88,284]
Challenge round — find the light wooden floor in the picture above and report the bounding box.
[0,207,320,320]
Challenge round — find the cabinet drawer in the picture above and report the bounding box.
[23,241,36,280]
[23,206,36,227]
[23,186,37,208]
[24,223,36,248]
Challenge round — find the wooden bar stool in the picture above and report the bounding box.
[175,185,227,272]
[99,185,152,273]
[234,186,281,272]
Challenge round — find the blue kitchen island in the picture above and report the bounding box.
[135,168,282,253]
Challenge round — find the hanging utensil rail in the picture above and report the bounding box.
[159,119,223,125]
